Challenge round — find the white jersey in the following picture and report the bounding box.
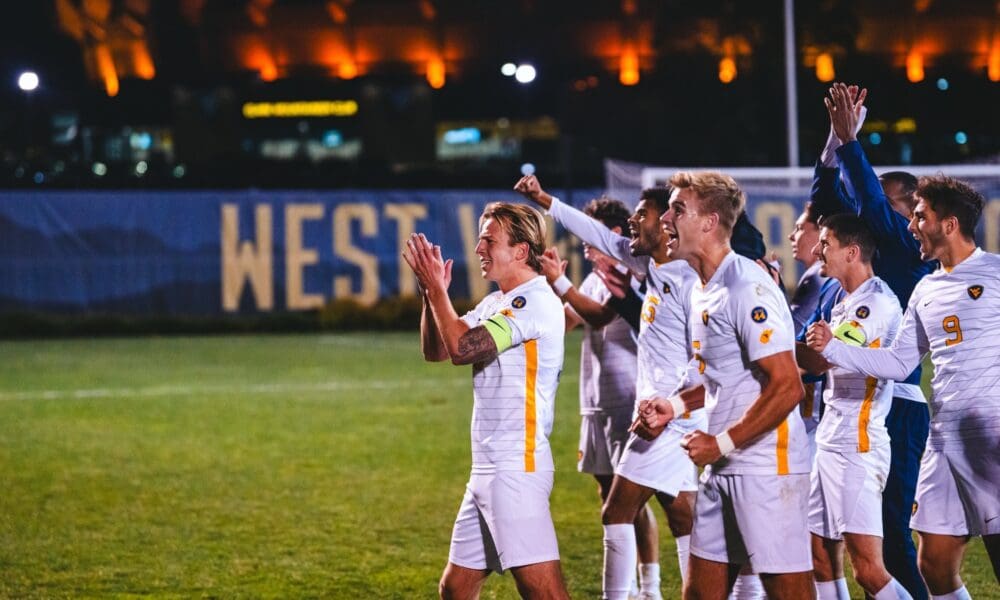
[817,276,901,453]
[822,248,1000,452]
[461,276,565,473]
[690,251,811,475]
[574,272,637,414]
[547,197,704,433]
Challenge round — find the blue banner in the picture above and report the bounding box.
[2,188,999,315]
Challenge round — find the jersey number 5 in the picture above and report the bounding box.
[942,315,963,347]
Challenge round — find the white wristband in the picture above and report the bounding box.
[552,275,573,296]
[667,395,686,419]
[715,430,736,456]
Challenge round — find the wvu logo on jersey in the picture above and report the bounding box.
[662,282,671,295]
[751,306,768,323]
[511,296,527,309]
[855,306,870,319]
[701,310,709,325]
[968,285,984,300]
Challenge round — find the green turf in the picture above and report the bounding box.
[0,333,995,598]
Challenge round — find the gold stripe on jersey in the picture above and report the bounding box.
[524,339,538,472]
[858,377,877,453]
[857,338,881,453]
[776,418,789,475]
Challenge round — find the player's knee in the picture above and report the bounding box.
[664,501,693,536]
[851,558,887,593]
[601,490,641,525]
[812,554,835,581]
[601,500,634,525]
[438,573,464,600]
[917,553,956,590]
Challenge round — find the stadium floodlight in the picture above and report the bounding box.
[501,62,517,77]
[514,64,536,84]
[17,71,39,92]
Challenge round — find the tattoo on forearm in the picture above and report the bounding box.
[457,326,499,363]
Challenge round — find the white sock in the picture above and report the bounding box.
[730,573,767,599]
[931,586,972,600]
[603,524,637,600]
[674,535,690,585]
[638,562,660,597]
[874,577,913,600]
[816,578,850,600]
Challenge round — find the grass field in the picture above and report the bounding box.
[0,333,996,598]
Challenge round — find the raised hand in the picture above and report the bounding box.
[824,82,867,143]
[513,174,553,209]
[538,246,568,284]
[402,233,453,295]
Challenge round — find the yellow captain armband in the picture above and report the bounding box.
[482,314,514,353]
[833,321,867,347]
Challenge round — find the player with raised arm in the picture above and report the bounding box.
[638,171,812,600]
[807,176,1000,599]
[515,175,699,600]
[796,214,912,600]
[818,83,936,598]
[536,198,661,599]
[404,202,570,600]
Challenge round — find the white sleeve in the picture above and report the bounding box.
[822,297,926,380]
[548,196,648,276]
[733,280,796,362]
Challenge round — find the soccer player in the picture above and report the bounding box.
[819,83,935,598]
[789,202,829,333]
[514,175,699,600]
[789,201,831,459]
[638,171,813,600]
[403,202,570,600]
[807,175,1000,599]
[536,198,660,599]
[796,214,912,599]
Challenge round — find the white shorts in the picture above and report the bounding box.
[808,444,890,540]
[448,471,560,572]
[691,471,813,574]
[910,447,1000,537]
[615,425,698,496]
[578,408,633,476]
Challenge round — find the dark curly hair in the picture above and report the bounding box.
[917,175,985,240]
[583,197,631,232]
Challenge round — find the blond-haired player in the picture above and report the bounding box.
[404,202,570,599]
[639,171,813,600]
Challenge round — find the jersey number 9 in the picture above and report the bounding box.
[942,315,963,347]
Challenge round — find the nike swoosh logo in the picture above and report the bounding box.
[844,331,863,344]
[987,515,1000,524]
[922,299,933,307]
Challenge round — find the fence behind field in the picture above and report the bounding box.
[2,173,1000,316]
